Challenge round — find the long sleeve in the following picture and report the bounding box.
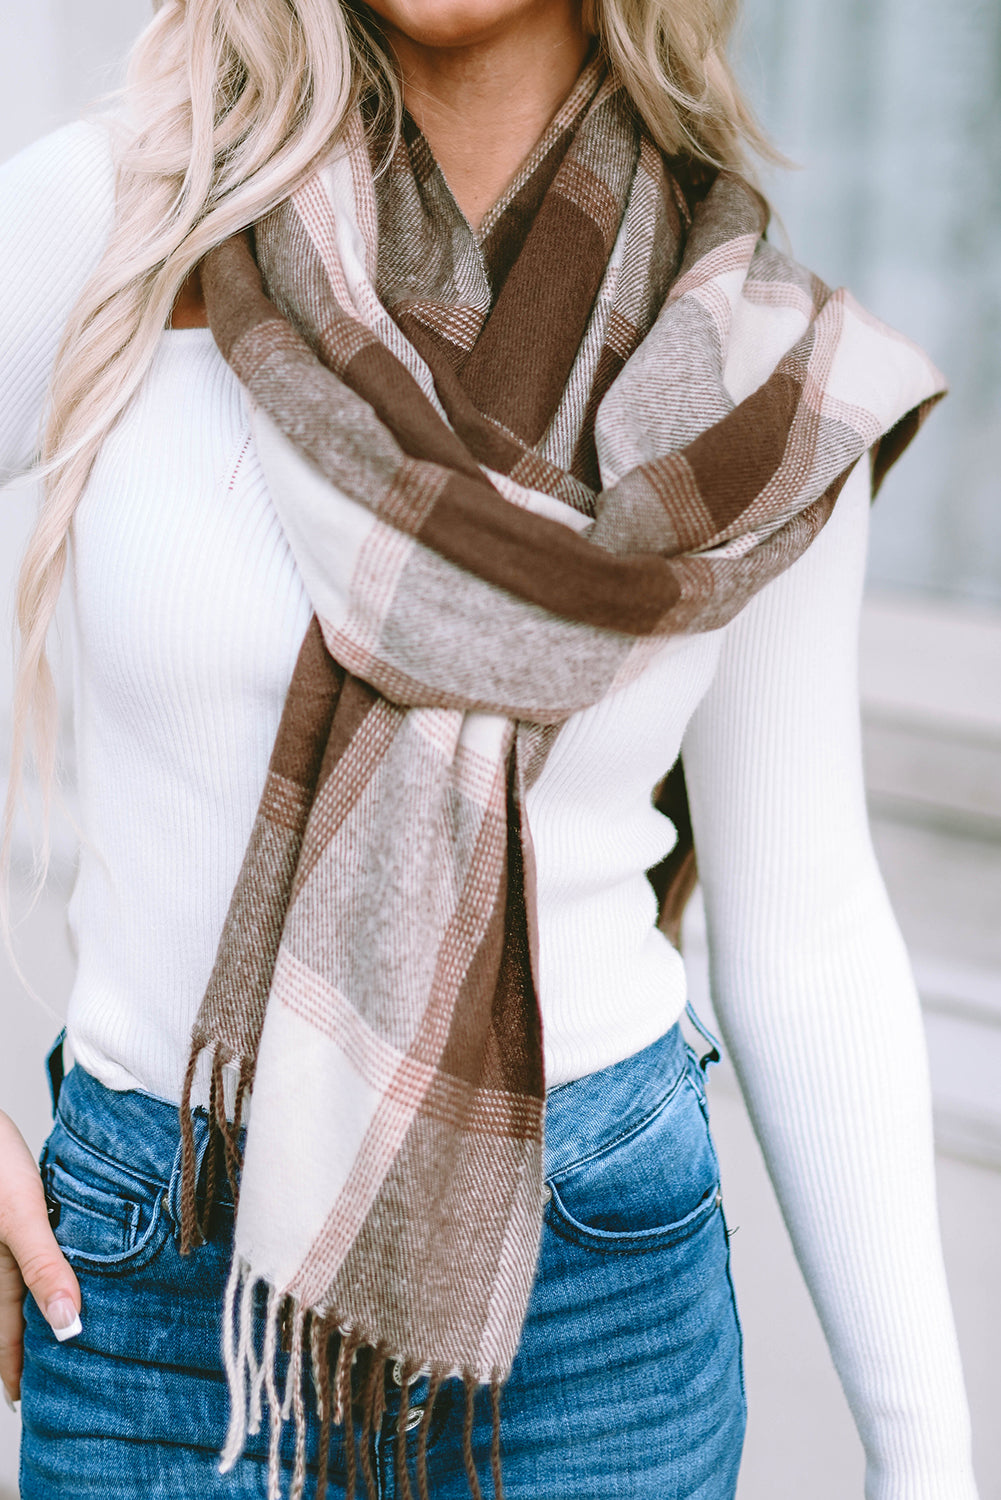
[0,119,116,485]
[682,460,978,1498]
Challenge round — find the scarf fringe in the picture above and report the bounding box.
[178,1039,253,1256]
[181,1046,506,1497]
[213,1252,505,1499]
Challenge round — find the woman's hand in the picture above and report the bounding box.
[0,1110,81,1409]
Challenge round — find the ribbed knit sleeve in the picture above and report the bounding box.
[682,461,978,1498]
[0,120,116,485]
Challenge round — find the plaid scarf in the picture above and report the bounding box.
[178,61,944,1499]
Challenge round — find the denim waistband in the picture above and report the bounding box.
[52,1063,235,1222]
[542,1021,690,1178]
[50,1019,691,1198]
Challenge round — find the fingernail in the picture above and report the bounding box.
[46,1297,82,1342]
[2,1388,19,1415]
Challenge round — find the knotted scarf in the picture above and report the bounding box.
[178,60,945,1499]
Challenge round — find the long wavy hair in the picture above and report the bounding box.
[4,0,773,894]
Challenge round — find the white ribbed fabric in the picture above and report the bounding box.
[0,121,978,1497]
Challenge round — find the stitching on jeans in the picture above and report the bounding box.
[52,1115,169,1192]
[58,1205,170,1275]
[543,1180,722,1255]
[49,1163,141,1241]
[50,1160,139,1216]
[51,1181,173,1277]
[547,1061,695,1181]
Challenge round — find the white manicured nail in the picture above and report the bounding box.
[46,1298,82,1342]
[2,1388,19,1415]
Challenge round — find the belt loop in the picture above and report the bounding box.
[45,1029,67,1117]
[684,999,721,1072]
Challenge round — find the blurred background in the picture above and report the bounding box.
[0,1,999,1496]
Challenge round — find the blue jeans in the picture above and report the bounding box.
[20,1022,745,1498]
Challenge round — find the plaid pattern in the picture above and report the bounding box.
[181,60,945,1494]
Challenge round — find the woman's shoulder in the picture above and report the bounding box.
[0,116,117,251]
[0,119,118,485]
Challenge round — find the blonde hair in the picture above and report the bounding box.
[4,0,773,892]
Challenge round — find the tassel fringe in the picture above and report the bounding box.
[490,1377,505,1500]
[213,1260,506,1499]
[416,1373,441,1500]
[182,1045,506,1499]
[312,1317,335,1500]
[462,1375,485,1500]
[395,1363,415,1500]
[178,1040,253,1256]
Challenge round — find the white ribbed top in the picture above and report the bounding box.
[0,120,978,1497]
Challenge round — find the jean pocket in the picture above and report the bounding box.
[41,1123,169,1275]
[546,1051,721,1253]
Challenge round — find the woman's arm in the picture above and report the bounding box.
[682,460,978,1498]
[0,117,117,1409]
[0,119,116,485]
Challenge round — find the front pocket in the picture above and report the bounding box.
[42,1129,169,1275]
[47,1163,141,1258]
[546,1057,721,1252]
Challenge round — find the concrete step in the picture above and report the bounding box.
[860,590,1001,834]
[856,591,1001,1166]
[864,716,1001,836]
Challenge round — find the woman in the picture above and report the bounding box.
[0,0,980,1497]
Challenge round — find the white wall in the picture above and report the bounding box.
[0,0,147,159]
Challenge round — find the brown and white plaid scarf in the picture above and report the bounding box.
[178,61,945,1499]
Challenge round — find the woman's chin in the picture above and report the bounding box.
[365,0,546,50]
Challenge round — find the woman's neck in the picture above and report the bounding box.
[169,2,590,327]
[381,2,591,230]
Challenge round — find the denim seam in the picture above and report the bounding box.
[719,1202,747,1406]
[51,1114,169,1193]
[544,1182,722,1255]
[546,1061,691,1182]
[48,1163,142,1244]
[165,1119,236,1231]
[684,1044,710,1104]
[54,1191,171,1276]
[547,1064,700,1183]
